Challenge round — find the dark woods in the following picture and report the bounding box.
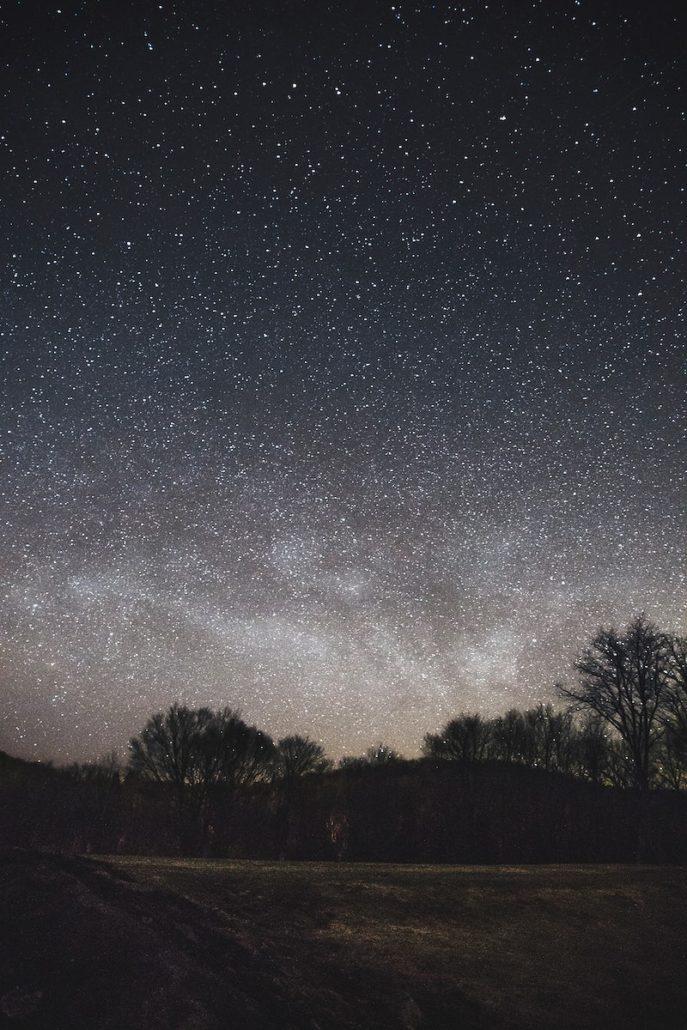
[3,616,687,863]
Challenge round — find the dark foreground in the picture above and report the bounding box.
[2,854,686,1029]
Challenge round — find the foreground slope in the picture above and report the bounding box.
[3,853,687,1029]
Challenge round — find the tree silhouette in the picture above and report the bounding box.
[128,705,276,852]
[274,735,331,781]
[339,744,402,769]
[198,707,275,791]
[526,705,575,773]
[659,635,687,788]
[491,709,528,764]
[572,712,612,785]
[423,714,492,763]
[129,705,275,794]
[128,704,213,794]
[560,616,672,790]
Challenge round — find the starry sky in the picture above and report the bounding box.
[1,0,685,763]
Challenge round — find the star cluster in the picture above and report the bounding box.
[1,1,685,761]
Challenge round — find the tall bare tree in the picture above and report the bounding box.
[560,616,672,790]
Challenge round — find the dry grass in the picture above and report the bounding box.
[106,858,687,1029]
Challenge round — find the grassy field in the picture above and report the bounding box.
[101,857,687,1029]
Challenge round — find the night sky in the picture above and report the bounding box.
[1,0,685,763]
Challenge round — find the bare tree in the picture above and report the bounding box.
[128,705,217,851]
[364,743,402,765]
[423,714,492,763]
[658,635,687,788]
[560,616,672,790]
[654,727,687,790]
[198,707,275,790]
[666,636,687,747]
[129,705,274,793]
[338,754,368,771]
[490,709,529,764]
[128,704,213,796]
[274,735,331,781]
[529,705,575,773]
[571,712,612,785]
[339,744,403,770]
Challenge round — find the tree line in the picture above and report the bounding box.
[3,614,687,862]
[121,616,687,798]
[430,615,687,791]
